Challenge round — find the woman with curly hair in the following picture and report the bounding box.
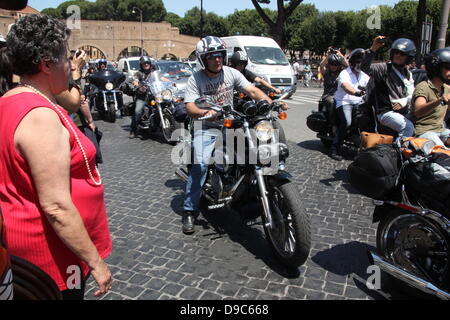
[0,14,112,300]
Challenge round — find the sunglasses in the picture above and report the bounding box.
[393,50,407,57]
[206,52,223,60]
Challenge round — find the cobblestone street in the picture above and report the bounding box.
[84,88,395,300]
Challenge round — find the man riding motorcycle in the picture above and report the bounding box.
[411,47,450,147]
[182,36,275,235]
[362,36,416,139]
[129,56,155,139]
[97,58,107,71]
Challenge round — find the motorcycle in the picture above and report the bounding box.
[137,71,182,145]
[350,139,450,299]
[88,69,126,123]
[174,93,311,268]
[306,86,375,152]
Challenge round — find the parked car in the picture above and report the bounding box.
[117,57,142,79]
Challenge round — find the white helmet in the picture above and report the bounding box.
[195,36,227,70]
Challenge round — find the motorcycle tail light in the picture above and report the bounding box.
[279,112,287,120]
[151,100,157,107]
[239,93,245,99]
[224,119,233,128]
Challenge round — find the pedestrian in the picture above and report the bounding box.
[0,14,112,300]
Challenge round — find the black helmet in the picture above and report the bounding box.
[230,51,248,67]
[390,38,416,64]
[139,56,152,72]
[349,48,365,67]
[328,53,343,67]
[424,47,450,80]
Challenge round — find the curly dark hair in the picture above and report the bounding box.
[6,14,71,76]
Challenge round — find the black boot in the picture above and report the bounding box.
[330,149,343,161]
[182,211,196,234]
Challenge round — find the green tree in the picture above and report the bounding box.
[285,4,319,54]
[226,9,273,36]
[251,0,304,48]
[177,7,229,38]
[165,12,182,27]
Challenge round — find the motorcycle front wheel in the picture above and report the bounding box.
[106,102,116,123]
[263,181,311,268]
[162,112,181,145]
[377,209,450,292]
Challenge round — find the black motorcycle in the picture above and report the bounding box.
[136,71,182,145]
[88,70,126,123]
[306,86,374,151]
[348,140,450,299]
[175,93,311,268]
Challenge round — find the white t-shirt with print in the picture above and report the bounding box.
[334,67,370,108]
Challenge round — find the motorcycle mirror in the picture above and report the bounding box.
[194,96,215,109]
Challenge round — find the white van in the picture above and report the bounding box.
[117,57,141,78]
[221,36,297,96]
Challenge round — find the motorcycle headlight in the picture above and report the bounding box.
[161,89,173,101]
[105,82,114,90]
[255,121,274,142]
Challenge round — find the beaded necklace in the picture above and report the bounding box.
[20,83,102,186]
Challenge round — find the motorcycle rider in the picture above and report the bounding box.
[361,36,416,139]
[330,48,370,161]
[182,36,275,235]
[411,47,450,147]
[229,51,281,95]
[318,47,348,127]
[129,56,155,139]
[97,58,107,71]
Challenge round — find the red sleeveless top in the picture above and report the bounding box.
[0,92,112,291]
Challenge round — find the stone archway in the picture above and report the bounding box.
[75,44,107,61]
[117,46,149,60]
[160,53,178,61]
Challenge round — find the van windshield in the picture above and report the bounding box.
[244,46,289,65]
[129,60,140,70]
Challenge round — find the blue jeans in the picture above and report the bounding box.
[377,111,414,138]
[130,98,146,133]
[332,104,357,152]
[418,129,450,147]
[183,128,219,212]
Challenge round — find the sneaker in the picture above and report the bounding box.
[129,131,136,139]
[182,211,196,234]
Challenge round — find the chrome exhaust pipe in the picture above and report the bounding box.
[368,251,450,300]
[175,168,188,182]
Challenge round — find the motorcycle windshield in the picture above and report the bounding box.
[89,70,126,88]
[148,71,177,102]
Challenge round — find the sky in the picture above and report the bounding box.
[28,0,403,17]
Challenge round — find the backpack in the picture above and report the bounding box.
[347,143,401,199]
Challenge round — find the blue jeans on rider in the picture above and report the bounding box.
[331,104,357,152]
[183,128,219,212]
[418,129,450,147]
[377,111,414,139]
[130,98,146,134]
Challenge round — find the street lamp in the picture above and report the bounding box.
[132,6,144,56]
